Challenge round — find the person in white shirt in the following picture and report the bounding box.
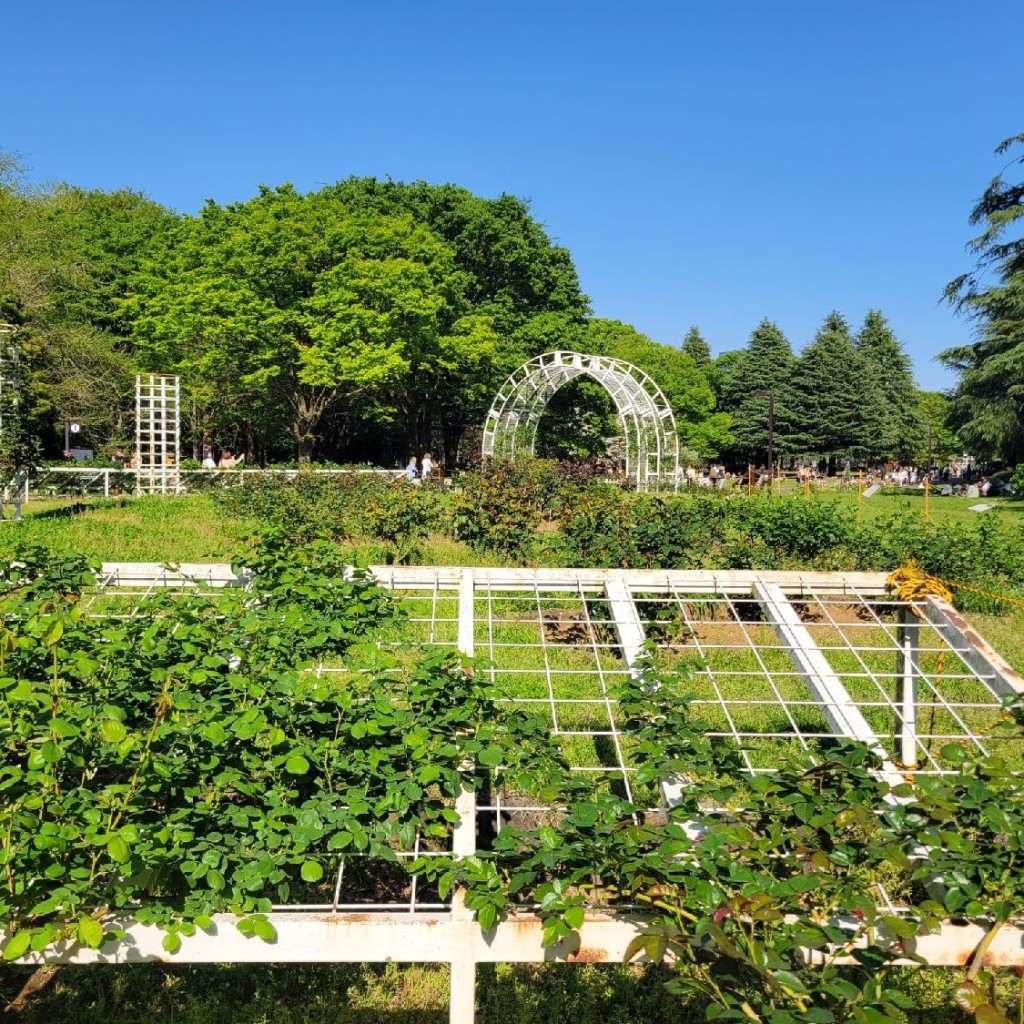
[421,452,433,481]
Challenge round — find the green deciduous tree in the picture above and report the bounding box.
[908,390,963,466]
[125,186,496,463]
[941,134,1024,465]
[0,159,172,452]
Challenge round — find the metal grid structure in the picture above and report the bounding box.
[0,324,28,519]
[481,351,680,490]
[135,373,181,495]
[32,565,1024,1022]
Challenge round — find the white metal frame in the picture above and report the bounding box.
[135,373,181,495]
[481,351,680,490]
[19,565,1024,1022]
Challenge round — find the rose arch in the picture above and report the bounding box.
[481,350,680,490]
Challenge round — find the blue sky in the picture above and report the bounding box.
[4,0,1019,389]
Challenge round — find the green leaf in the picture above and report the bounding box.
[285,755,310,775]
[477,746,502,767]
[42,619,64,647]
[161,931,181,954]
[107,835,131,863]
[2,930,33,960]
[476,902,497,932]
[300,861,323,883]
[975,1006,1012,1024]
[99,719,127,743]
[564,905,585,930]
[78,917,104,949]
[251,916,277,942]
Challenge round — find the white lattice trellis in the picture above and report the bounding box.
[135,373,181,494]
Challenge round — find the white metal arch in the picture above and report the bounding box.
[481,351,679,490]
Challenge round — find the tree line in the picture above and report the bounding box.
[0,152,972,471]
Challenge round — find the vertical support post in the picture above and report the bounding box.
[103,470,110,498]
[857,471,864,526]
[924,474,930,523]
[896,607,919,769]
[449,568,477,1024]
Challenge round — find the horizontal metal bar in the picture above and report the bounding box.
[13,912,1023,969]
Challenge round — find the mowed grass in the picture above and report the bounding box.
[780,481,1024,528]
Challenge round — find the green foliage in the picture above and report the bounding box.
[411,661,1024,1024]
[555,486,1024,594]
[719,319,800,463]
[585,319,733,459]
[451,458,568,560]
[0,530,511,955]
[791,311,883,463]
[942,134,1024,465]
[212,472,444,559]
[855,309,919,462]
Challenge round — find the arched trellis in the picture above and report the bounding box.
[481,351,680,490]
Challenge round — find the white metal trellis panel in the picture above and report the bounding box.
[19,563,1024,1024]
[135,373,181,495]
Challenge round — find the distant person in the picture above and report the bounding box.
[218,450,236,469]
[405,456,418,481]
[202,449,217,469]
[421,452,433,481]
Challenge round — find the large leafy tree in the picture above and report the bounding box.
[941,134,1024,464]
[719,319,799,465]
[316,179,589,463]
[125,185,497,463]
[907,390,963,466]
[855,309,918,460]
[0,159,168,451]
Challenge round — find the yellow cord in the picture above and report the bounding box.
[886,560,1024,612]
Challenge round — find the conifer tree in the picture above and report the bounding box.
[681,325,712,370]
[791,311,883,468]
[719,319,799,464]
[855,309,917,460]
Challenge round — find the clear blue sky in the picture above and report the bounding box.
[4,0,1020,389]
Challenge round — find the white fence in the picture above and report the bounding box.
[27,466,406,498]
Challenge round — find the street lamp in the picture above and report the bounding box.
[754,389,775,482]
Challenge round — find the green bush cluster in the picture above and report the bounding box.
[556,487,1024,598]
[450,459,572,561]
[213,473,446,562]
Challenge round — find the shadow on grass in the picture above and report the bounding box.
[2,962,697,1024]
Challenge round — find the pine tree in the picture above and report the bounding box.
[719,319,799,464]
[855,309,917,460]
[681,326,712,370]
[791,311,883,467]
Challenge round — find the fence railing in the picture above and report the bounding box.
[28,466,407,498]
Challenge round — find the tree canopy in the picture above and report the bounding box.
[941,134,1024,464]
[0,154,961,472]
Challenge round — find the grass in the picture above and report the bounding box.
[787,482,1024,527]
